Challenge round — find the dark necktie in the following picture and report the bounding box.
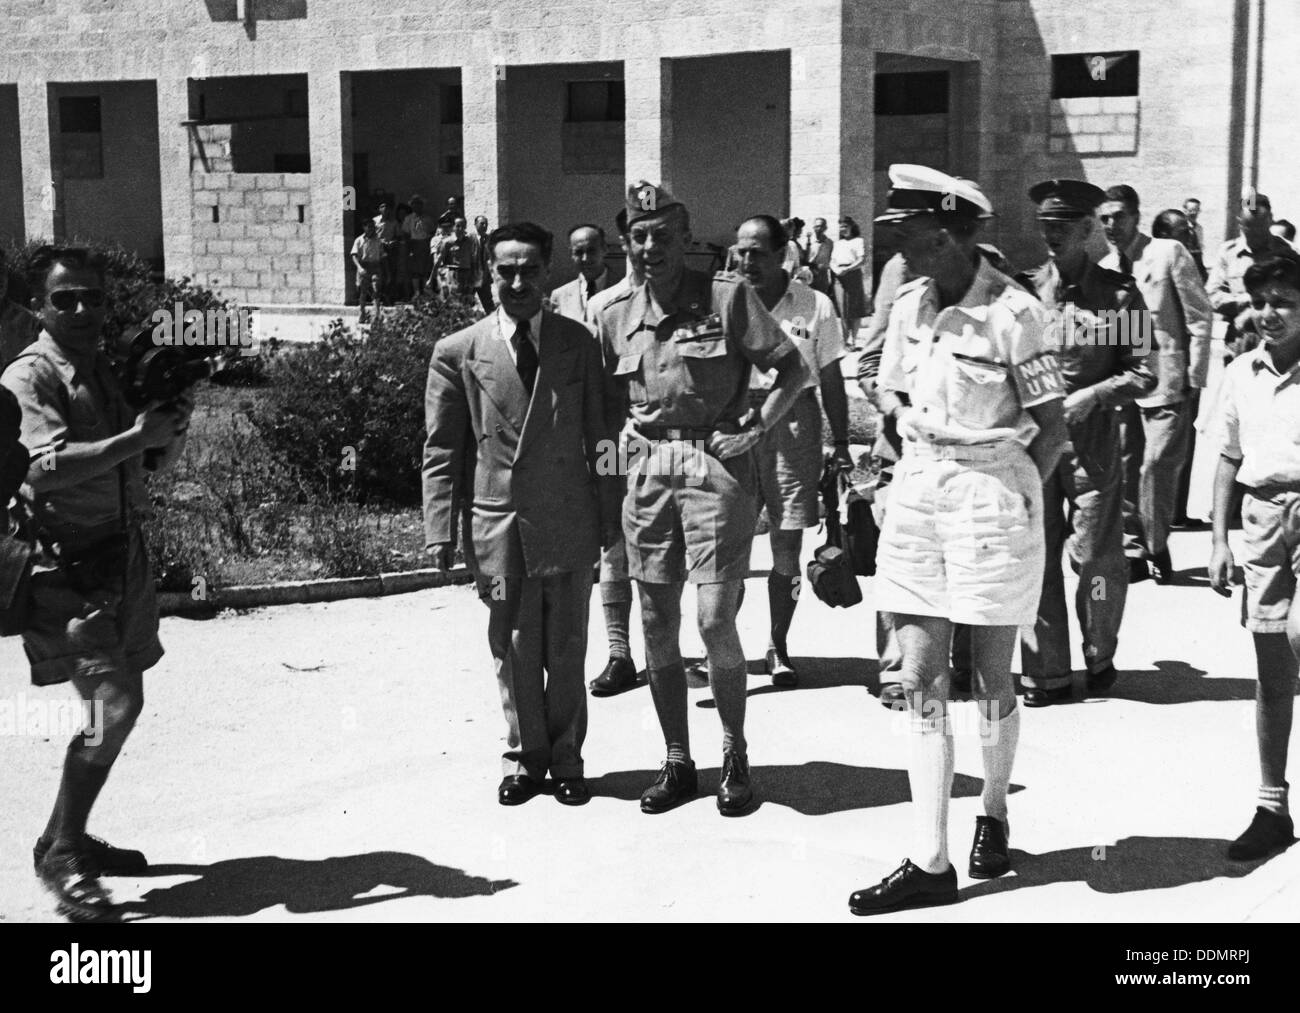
[586,276,597,300]
[1118,250,1133,275]
[514,320,538,396]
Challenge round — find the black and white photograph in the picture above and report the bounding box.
[0,0,1294,984]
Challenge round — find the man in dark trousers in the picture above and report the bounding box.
[423,221,618,807]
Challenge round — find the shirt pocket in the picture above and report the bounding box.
[948,353,1013,430]
[613,351,647,403]
[678,335,732,396]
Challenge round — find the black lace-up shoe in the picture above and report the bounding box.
[717,750,754,815]
[849,859,958,916]
[640,760,698,814]
[968,816,1011,879]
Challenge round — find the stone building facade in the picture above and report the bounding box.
[0,0,1292,307]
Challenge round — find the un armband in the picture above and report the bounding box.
[1013,352,1064,405]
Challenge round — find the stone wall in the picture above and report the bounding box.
[191,172,313,305]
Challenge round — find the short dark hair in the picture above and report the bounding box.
[487,221,554,263]
[614,208,629,236]
[1104,184,1140,213]
[739,214,789,252]
[568,223,606,244]
[1152,209,1188,239]
[1185,197,1201,205]
[26,245,107,302]
[839,215,861,238]
[1274,219,1297,242]
[1243,252,1300,294]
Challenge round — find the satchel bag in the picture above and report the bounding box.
[843,478,881,578]
[0,502,37,636]
[805,458,863,609]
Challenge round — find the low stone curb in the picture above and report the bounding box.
[158,566,476,616]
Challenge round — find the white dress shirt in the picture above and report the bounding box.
[496,306,543,365]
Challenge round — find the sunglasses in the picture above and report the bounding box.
[48,288,106,312]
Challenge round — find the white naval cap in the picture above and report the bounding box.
[874,164,995,224]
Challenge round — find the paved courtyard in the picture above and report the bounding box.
[1,525,1296,923]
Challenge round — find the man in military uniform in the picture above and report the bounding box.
[1016,180,1156,706]
[595,181,809,815]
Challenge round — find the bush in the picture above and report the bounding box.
[246,293,481,506]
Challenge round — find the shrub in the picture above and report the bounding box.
[246,293,480,506]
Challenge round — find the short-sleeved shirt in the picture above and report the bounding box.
[351,234,383,263]
[404,212,436,241]
[878,254,1064,448]
[749,278,843,391]
[0,331,149,539]
[597,269,796,429]
[372,216,403,242]
[1212,346,1300,489]
[1208,235,1297,312]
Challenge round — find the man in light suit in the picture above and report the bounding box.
[1099,185,1213,583]
[424,221,618,807]
[550,225,614,323]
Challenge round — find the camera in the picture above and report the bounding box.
[109,320,220,410]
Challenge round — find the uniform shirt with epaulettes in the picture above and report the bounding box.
[877,254,1065,448]
[595,269,795,431]
[1015,259,1155,405]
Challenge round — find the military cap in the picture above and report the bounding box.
[437,209,456,225]
[1029,179,1106,220]
[625,180,684,226]
[874,164,994,224]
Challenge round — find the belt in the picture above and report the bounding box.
[635,421,740,441]
[906,440,1017,463]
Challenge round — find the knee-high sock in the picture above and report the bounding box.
[767,572,800,657]
[50,747,113,848]
[908,704,955,874]
[600,580,633,660]
[979,704,1020,825]
[710,662,748,756]
[648,661,690,763]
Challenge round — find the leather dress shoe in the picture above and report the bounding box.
[950,667,972,695]
[1150,548,1174,585]
[498,775,542,806]
[640,760,698,813]
[968,815,1011,879]
[1227,807,1295,860]
[717,750,754,816]
[589,656,640,697]
[766,648,798,688]
[1023,685,1071,707]
[1086,664,1119,696]
[554,778,590,806]
[849,858,958,916]
[879,682,907,709]
[33,834,147,877]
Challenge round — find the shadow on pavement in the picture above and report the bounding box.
[1109,660,1263,704]
[118,852,516,919]
[590,761,1022,816]
[961,835,1290,902]
[692,657,880,707]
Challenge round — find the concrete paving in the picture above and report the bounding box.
[1,525,1296,923]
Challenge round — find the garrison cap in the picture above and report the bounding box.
[626,180,684,226]
[1029,178,1106,220]
[874,164,994,225]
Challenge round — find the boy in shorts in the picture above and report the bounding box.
[2,247,192,919]
[1209,251,1300,860]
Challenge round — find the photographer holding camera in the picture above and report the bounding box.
[1,246,192,921]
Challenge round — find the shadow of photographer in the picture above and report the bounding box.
[118,851,516,919]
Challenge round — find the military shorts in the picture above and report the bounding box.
[1239,487,1300,634]
[754,389,822,530]
[24,525,163,686]
[623,439,757,585]
[876,442,1044,627]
